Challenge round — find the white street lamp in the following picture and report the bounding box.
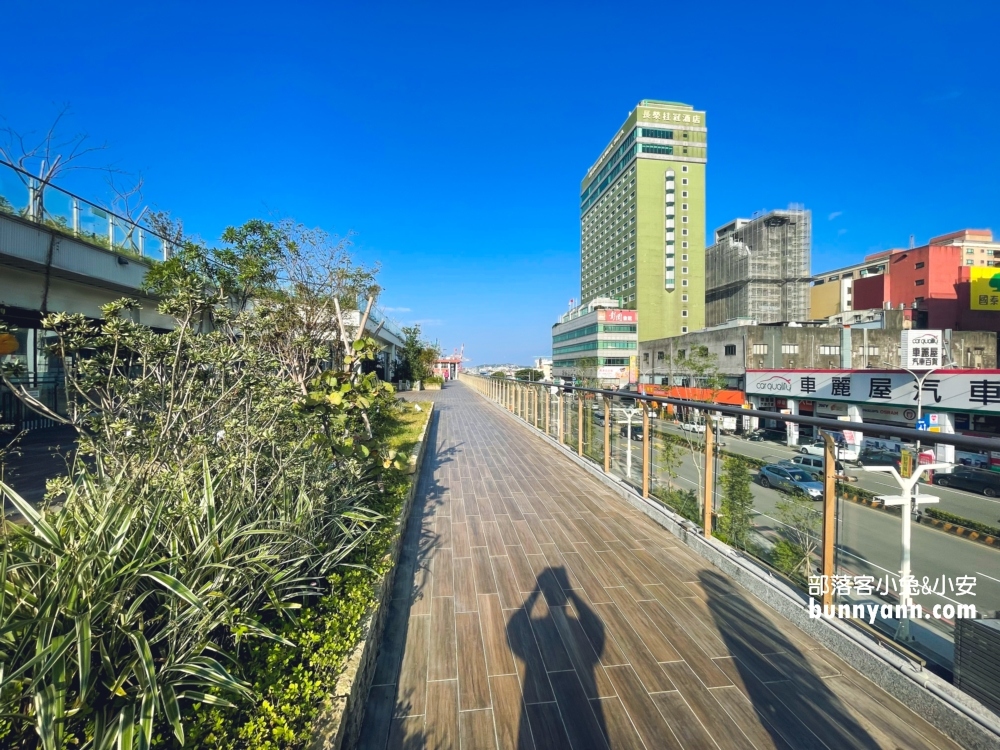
[868,462,949,641]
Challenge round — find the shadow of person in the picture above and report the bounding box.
[699,569,882,750]
[507,566,609,750]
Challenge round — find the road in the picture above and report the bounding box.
[590,418,1000,666]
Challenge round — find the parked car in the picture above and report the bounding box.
[933,468,1000,498]
[780,455,849,481]
[757,464,824,499]
[619,424,643,441]
[681,422,706,434]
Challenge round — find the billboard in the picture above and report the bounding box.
[970,267,1000,310]
[597,309,637,323]
[900,330,942,369]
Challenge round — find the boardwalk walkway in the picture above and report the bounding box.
[356,382,960,750]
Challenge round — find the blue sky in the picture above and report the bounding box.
[2,0,998,365]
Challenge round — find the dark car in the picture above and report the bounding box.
[619,424,643,441]
[933,468,1000,498]
[858,449,902,471]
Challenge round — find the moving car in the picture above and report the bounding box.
[780,455,849,481]
[757,464,824,499]
[681,422,706,434]
[619,424,643,441]
[933,467,1000,498]
[857,449,903,471]
[799,437,860,462]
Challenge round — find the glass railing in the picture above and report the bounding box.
[0,159,171,262]
[461,373,1000,679]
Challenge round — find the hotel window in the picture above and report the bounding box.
[966,248,975,254]
[681,279,688,286]
[682,216,688,223]
[681,309,688,317]
[682,178,688,185]
[682,203,688,210]
[915,261,925,269]
[752,344,768,355]
[682,241,688,248]
[682,191,688,197]
[681,294,688,302]
[681,326,688,333]
[966,259,975,266]
[915,279,925,286]
[682,165,688,172]
[682,229,688,235]
[681,267,688,274]
[724,345,737,356]
[681,254,688,261]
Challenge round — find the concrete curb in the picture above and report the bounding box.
[309,402,435,750]
[467,384,1000,750]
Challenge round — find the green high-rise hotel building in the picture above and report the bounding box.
[580,100,707,342]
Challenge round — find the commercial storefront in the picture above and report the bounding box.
[745,369,1000,468]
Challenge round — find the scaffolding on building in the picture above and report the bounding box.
[705,207,811,327]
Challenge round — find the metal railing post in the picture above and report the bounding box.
[545,388,550,434]
[822,431,837,608]
[72,199,80,235]
[578,395,584,457]
[603,396,611,473]
[703,413,714,538]
[642,401,650,498]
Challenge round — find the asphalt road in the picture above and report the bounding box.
[592,420,1000,666]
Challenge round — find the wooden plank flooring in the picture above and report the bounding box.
[356,384,963,750]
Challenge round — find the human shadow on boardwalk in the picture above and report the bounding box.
[507,567,610,750]
[700,569,882,750]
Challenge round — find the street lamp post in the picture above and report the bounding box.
[868,462,948,641]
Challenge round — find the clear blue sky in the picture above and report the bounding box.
[2,1,997,365]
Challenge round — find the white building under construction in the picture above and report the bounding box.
[705,207,811,327]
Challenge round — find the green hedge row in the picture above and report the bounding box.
[923,508,1000,538]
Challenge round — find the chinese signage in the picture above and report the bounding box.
[746,370,1000,414]
[900,330,942,369]
[598,309,637,323]
[641,109,703,125]
[597,366,627,380]
[970,267,1000,310]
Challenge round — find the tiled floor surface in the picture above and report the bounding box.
[356,383,961,750]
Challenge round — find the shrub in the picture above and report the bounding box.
[424,375,445,386]
[924,508,1000,538]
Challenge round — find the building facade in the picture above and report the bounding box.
[810,229,1000,330]
[637,313,996,391]
[551,299,637,385]
[580,100,706,342]
[705,208,811,327]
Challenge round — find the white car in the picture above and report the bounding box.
[799,439,859,462]
[681,422,706,434]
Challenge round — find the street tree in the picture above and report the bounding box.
[718,456,755,549]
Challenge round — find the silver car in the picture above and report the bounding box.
[757,464,824,499]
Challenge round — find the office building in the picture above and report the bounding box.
[579,100,707,342]
[551,298,637,386]
[705,208,811,327]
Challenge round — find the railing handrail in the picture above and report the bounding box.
[463,374,1000,454]
[0,158,171,247]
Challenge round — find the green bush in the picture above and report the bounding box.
[0,219,403,749]
[924,508,1000,538]
[424,375,445,386]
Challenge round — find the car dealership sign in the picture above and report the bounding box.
[746,369,1000,413]
[901,330,942,370]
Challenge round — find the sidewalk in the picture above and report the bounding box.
[356,382,961,750]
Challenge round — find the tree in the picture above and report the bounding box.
[718,456,755,549]
[774,492,822,583]
[396,325,438,382]
[0,105,115,221]
[491,371,507,379]
[514,368,543,381]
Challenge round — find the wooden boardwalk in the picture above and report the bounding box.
[356,383,961,750]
